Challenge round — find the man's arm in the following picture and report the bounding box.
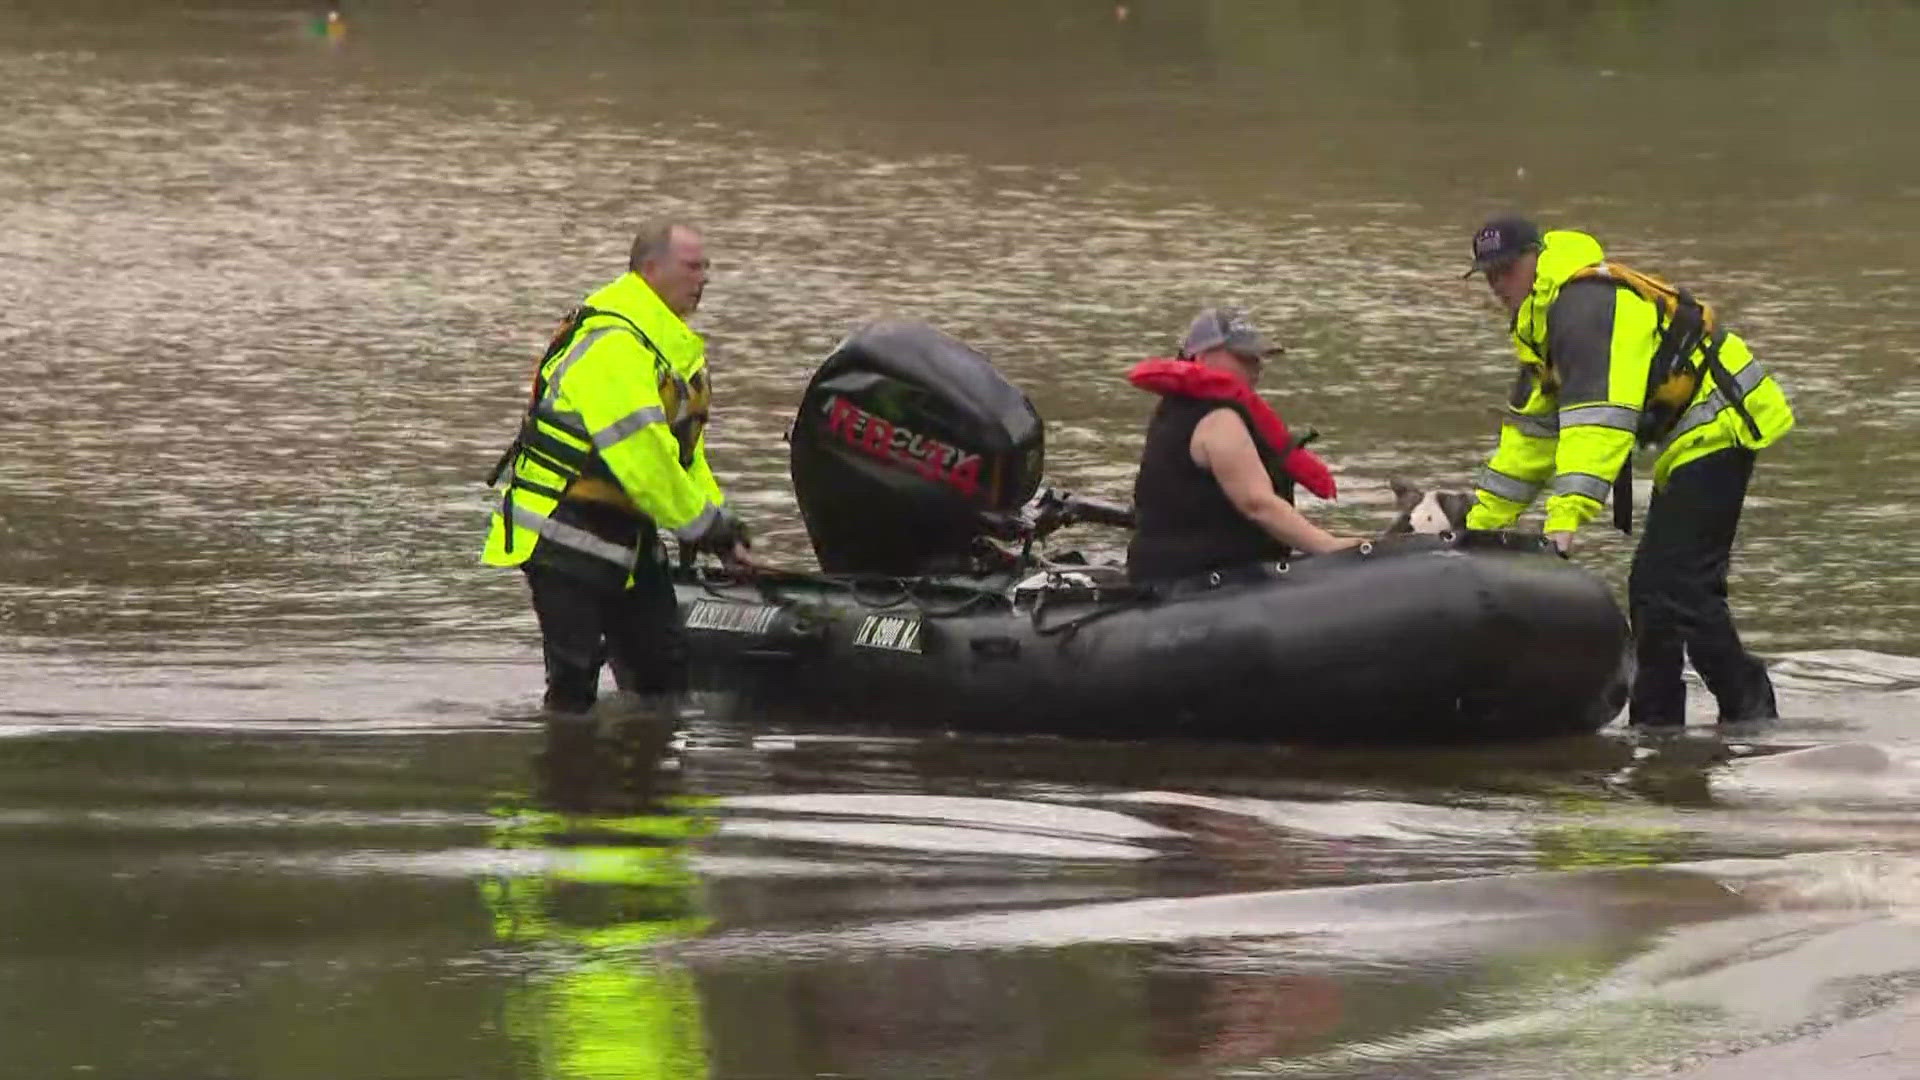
[1193,408,1355,556]
[683,427,756,566]
[1464,367,1559,531]
[685,429,726,508]
[1544,280,1643,541]
[562,336,727,544]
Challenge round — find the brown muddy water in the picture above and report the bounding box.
[3,3,1919,1078]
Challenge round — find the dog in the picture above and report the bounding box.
[1384,478,1474,536]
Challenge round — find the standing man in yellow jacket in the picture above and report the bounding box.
[482,221,747,713]
[1462,217,1794,728]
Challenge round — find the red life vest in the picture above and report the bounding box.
[1126,358,1338,500]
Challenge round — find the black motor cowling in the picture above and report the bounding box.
[789,320,1044,575]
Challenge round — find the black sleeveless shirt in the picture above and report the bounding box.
[1126,396,1293,583]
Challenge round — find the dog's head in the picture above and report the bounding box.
[1385,478,1474,535]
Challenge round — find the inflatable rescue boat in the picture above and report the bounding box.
[673,321,1630,743]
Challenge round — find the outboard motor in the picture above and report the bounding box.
[789,320,1045,575]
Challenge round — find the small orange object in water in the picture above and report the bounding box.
[1115,4,1129,21]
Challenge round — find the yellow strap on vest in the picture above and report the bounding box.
[1570,261,1718,336]
[562,476,638,514]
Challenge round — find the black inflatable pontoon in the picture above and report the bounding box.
[673,321,1629,743]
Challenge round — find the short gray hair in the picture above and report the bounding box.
[628,220,688,271]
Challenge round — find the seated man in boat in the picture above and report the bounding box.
[1125,308,1361,583]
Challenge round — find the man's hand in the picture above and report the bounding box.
[1548,531,1574,557]
[694,508,748,554]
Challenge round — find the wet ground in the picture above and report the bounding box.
[4,651,1917,1078]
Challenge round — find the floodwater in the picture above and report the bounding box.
[3,2,1918,1077]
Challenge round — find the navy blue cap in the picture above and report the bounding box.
[1464,216,1543,277]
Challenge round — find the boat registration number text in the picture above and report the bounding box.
[684,600,779,635]
[854,614,924,654]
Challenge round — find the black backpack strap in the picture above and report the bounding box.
[1612,463,1633,535]
[1634,291,1710,447]
[1696,330,1765,441]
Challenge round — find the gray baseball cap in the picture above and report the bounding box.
[1178,307,1282,361]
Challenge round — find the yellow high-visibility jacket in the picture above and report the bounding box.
[1465,230,1794,535]
[482,272,726,586]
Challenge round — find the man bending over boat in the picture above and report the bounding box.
[1460,216,1794,727]
[1125,308,1361,583]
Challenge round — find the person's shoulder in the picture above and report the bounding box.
[1553,275,1620,304]
[1189,405,1250,470]
[578,315,650,353]
[1548,276,1620,322]
[1192,404,1251,443]
[1193,402,1247,424]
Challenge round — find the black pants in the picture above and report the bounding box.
[1627,447,1777,726]
[523,556,685,714]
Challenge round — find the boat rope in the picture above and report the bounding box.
[691,566,1013,619]
[1029,587,1151,639]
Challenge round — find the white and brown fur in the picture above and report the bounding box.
[1384,478,1474,536]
